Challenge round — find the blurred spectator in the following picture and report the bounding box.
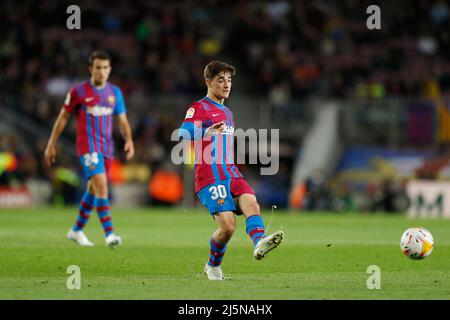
[303,169,332,211]
[370,178,410,213]
[370,178,396,212]
[148,165,183,206]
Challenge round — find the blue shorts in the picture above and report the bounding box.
[79,152,110,179]
[197,180,237,215]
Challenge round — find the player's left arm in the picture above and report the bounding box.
[117,114,134,161]
[113,86,134,160]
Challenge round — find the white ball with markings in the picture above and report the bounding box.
[400,227,434,260]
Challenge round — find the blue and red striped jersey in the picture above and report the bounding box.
[179,96,243,193]
[63,81,126,158]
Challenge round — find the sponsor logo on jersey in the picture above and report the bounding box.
[222,125,234,135]
[86,106,114,116]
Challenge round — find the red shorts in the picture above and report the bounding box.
[230,178,255,198]
[104,157,112,178]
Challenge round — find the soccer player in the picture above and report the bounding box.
[178,61,284,280]
[44,50,134,247]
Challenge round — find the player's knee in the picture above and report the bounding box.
[94,182,108,194]
[251,201,260,214]
[243,200,260,215]
[221,221,236,238]
[87,181,95,194]
[91,177,108,197]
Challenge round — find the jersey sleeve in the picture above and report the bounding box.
[113,86,126,115]
[178,102,211,140]
[63,87,80,114]
[182,102,208,124]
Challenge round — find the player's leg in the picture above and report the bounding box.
[67,159,98,246]
[203,211,236,280]
[83,154,121,247]
[209,211,236,266]
[71,181,95,231]
[229,178,265,245]
[231,178,284,260]
[90,172,121,247]
[238,193,284,259]
[238,193,266,245]
[197,182,237,280]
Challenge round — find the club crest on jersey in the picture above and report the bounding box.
[108,95,115,105]
[185,107,195,119]
[217,199,225,205]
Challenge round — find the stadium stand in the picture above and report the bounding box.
[1,0,450,210]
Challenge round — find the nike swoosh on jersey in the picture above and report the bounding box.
[212,113,220,117]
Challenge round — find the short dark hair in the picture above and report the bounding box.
[204,61,236,80]
[88,50,111,66]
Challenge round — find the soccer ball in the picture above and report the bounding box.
[400,227,434,260]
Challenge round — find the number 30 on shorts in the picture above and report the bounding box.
[209,185,227,200]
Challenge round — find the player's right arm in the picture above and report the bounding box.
[44,108,71,166]
[178,103,224,141]
[44,88,78,166]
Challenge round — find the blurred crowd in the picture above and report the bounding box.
[230,0,450,100]
[1,0,449,209]
[2,1,449,100]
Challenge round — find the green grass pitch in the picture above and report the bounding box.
[0,207,449,299]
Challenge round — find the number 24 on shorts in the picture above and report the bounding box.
[83,152,99,166]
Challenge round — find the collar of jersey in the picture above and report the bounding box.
[88,80,108,92]
[203,96,225,109]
